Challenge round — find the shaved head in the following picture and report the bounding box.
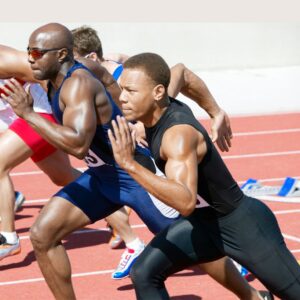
[27,23,74,80]
[29,23,73,50]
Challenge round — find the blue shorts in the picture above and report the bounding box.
[54,165,180,234]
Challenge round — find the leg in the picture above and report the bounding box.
[0,130,32,233]
[130,216,227,300]
[30,196,91,300]
[35,149,81,186]
[220,197,300,299]
[131,213,264,300]
[200,257,263,299]
[106,206,136,247]
[30,169,122,298]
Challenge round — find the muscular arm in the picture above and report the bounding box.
[2,75,106,159]
[109,117,205,216]
[169,63,232,152]
[77,57,122,108]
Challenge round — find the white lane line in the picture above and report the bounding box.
[17,206,300,241]
[0,269,115,286]
[234,128,300,137]
[11,167,87,177]
[19,224,147,241]
[10,150,300,177]
[274,209,300,215]
[256,195,300,203]
[223,150,300,160]
[0,247,299,287]
[11,150,300,177]
[283,234,300,243]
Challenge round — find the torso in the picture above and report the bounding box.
[145,98,244,216]
[48,61,153,171]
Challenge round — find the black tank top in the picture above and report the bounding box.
[145,98,243,216]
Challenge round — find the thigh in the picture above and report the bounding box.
[0,129,33,170]
[135,216,224,278]
[35,149,80,185]
[54,170,123,224]
[33,195,91,242]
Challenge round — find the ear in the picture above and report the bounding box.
[58,48,69,63]
[87,52,99,62]
[153,84,166,102]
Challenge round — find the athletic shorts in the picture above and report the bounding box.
[9,113,57,162]
[54,165,181,234]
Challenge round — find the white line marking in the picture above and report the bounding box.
[223,150,300,160]
[11,167,87,177]
[257,195,300,203]
[19,224,147,241]
[283,234,300,243]
[11,150,300,177]
[274,209,300,215]
[0,247,299,286]
[0,269,115,286]
[24,199,48,204]
[17,207,300,241]
[234,128,300,136]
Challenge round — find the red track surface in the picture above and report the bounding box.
[1,112,300,299]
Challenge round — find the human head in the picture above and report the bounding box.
[119,52,170,125]
[71,26,103,61]
[28,23,73,80]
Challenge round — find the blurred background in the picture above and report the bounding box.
[1,22,299,117]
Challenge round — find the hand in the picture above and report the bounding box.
[108,115,136,170]
[0,79,34,118]
[210,109,233,152]
[128,121,148,148]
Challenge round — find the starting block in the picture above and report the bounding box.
[278,177,300,197]
[241,177,300,197]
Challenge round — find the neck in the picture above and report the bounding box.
[143,96,170,128]
[50,60,74,89]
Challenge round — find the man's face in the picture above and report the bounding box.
[119,68,156,123]
[27,32,61,81]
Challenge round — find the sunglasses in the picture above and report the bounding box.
[27,47,62,60]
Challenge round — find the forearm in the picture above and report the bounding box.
[106,81,122,109]
[24,112,89,158]
[125,161,195,216]
[170,63,221,118]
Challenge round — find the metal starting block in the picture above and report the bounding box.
[241,177,300,197]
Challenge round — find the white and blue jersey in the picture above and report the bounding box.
[48,62,180,233]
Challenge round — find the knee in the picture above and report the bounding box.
[130,259,152,287]
[48,169,79,186]
[30,220,52,252]
[49,176,70,187]
[130,260,144,285]
[0,162,10,177]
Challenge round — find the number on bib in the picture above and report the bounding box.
[84,149,105,167]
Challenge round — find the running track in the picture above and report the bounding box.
[1,112,299,299]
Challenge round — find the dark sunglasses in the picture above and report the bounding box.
[27,47,62,60]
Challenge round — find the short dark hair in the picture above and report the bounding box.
[123,53,170,89]
[71,26,103,59]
